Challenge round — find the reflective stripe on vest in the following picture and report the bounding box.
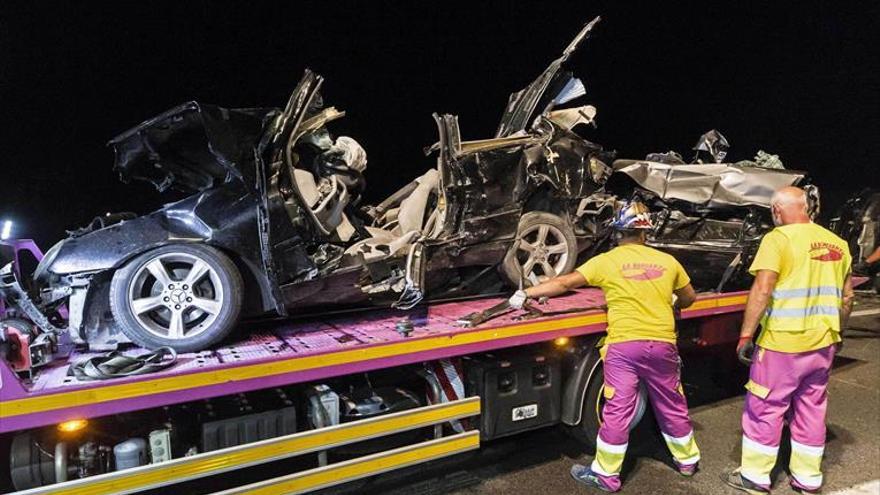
[766,306,839,318]
[760,224,849,333]
[771,286,841,299]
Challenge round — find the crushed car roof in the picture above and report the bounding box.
[611,160,808,208]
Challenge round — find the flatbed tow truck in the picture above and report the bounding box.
[0,276,749,495]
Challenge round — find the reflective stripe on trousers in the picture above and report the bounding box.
[662,430,700,466]
[591,341,700,492]
[740,345,834,490]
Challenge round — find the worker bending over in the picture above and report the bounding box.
[724,186,854,494]
[509,200,701,492]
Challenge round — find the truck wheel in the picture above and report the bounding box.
[9,431,56,490]
[501,212,577,287]
[110,244,243,353]
[568,359,654,454]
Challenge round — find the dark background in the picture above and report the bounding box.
[1,1,878,247]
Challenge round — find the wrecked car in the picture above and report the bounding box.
[2,16,817,354]
[607,133,818,291]
[1,18,615,352]
[830,188,879,291]
[830,188,879,264]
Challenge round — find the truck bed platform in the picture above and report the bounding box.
[0,288,747,433]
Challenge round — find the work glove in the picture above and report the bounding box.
[508,290,528,310]
[736,335,755,366]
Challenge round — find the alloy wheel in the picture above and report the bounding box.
[516,223,571,283]
[127,253,224,340]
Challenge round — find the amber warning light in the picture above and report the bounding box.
[57,419,88,433]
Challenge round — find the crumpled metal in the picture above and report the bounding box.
[612,161,806,208]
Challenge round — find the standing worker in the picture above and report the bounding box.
[508,200,701,492]
[724,186,854,494]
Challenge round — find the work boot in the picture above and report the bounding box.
[677,461,699,477]
[570,464,617,492]
[790,478,821,494]
[722,469,770,494]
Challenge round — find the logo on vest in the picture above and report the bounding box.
[809,242,844,262]
[622,262,666,281]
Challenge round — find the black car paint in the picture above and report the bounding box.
[18,16,809,350]
[32,64,613,349]
[109,102,277,193]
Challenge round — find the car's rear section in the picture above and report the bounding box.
[606,160,815,291]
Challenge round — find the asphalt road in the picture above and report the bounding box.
[336,292,880,495]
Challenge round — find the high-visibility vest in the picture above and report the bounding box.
[762,223,851,333]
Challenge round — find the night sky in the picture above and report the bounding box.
[2,1,878,247]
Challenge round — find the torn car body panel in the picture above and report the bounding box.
[495,16,600,138]
[610,161,807,208]
[109,102,277,192]
[607,157,813,291]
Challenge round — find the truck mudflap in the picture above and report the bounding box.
[10,397,481,495]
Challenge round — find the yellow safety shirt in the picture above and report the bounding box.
[577,244,690,345]
[750,223,851,353]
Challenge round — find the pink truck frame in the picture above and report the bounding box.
[0,285,747,494]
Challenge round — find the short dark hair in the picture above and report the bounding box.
[615,230,646,242]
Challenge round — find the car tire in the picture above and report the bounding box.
[109,244,243,353]
[501,211,578,287]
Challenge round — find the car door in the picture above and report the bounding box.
[254,71,326,304]
[428,115,530,262]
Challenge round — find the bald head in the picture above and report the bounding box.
[770,186,811,226]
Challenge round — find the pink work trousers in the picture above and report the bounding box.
[740,345,835,490]
[593,340,699,491]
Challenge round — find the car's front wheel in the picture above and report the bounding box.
[109,244,243,352]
